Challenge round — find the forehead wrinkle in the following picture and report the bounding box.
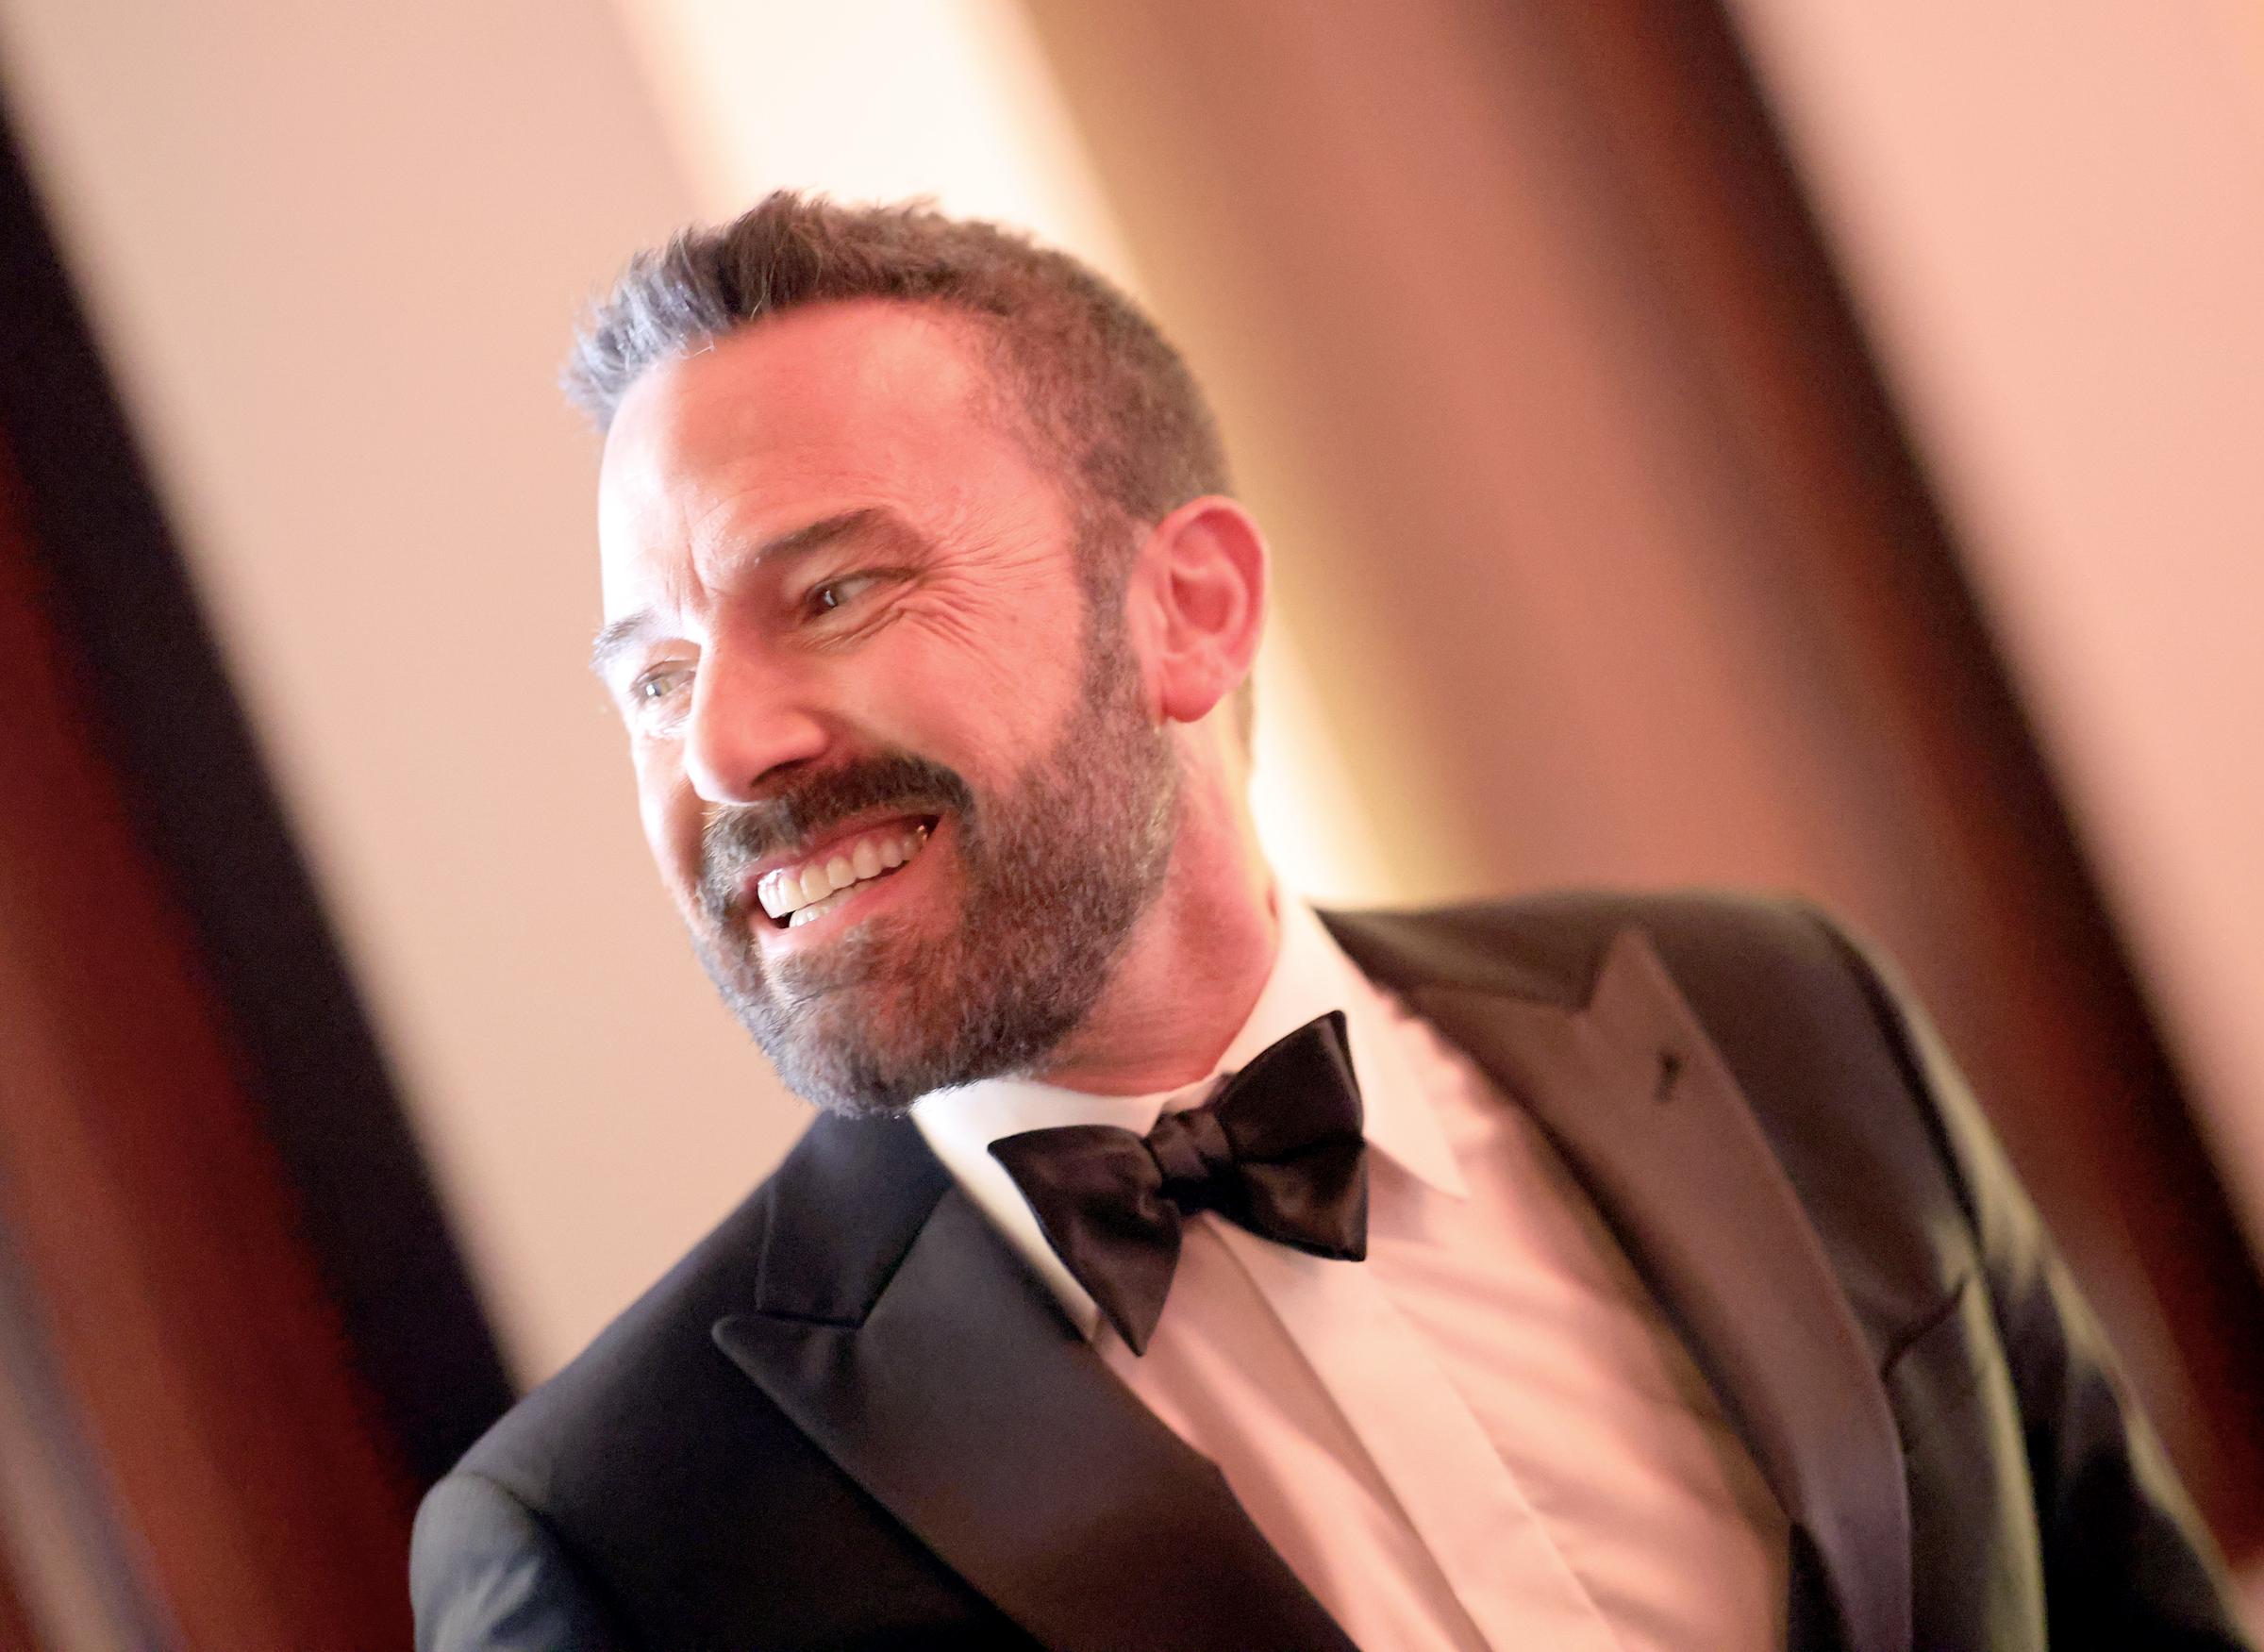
[686,502,933,595]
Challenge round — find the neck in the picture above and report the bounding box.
[1032,776,1279,1097]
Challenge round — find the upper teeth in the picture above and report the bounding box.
[757,821,930,922]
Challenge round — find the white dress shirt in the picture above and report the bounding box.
[913,896,1790,1652]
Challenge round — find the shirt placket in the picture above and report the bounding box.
[1212,1221,1628,1652]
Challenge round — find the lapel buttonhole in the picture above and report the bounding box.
[1654,1049,1683,1103]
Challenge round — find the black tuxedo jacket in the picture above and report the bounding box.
[411,893,2250,1650]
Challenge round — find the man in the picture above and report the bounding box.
[411,193,2250,1650]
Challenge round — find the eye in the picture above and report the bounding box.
[804,572,883,619]
[629,664,691,706]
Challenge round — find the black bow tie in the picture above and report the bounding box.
[987,1011,1369,1355]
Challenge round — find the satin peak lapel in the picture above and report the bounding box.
[1411,928,1911,1652]
[714,1180,1356,1652]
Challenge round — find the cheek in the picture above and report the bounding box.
[861,660,1033,783]
[633,746,703,895]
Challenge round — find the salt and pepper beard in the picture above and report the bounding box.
[688,599,1181,1117]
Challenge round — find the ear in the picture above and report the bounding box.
[1125,496,1268,726]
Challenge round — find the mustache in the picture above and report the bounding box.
[696,752,974,925]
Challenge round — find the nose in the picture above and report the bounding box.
[680,643,831,805]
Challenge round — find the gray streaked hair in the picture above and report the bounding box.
[564,192,1232,567]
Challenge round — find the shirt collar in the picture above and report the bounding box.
[1214,896,1467,1199]
[912,892,1469,1338]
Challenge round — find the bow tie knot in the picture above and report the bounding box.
[989,1012,1370,1355]
[1143,1106,1237,1204]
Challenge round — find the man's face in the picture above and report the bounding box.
[594,300,1179,1115]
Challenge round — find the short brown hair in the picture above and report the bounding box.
[565,193,1231,587]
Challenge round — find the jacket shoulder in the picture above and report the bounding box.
[423,1113,976,1645]
[411,1469,631,1650]
[454,1105,948,1502]
[410,1173,789,1644]
[1322,886,1859,1013]
[1330,889,1969,1336]
[450,1172,781,1513]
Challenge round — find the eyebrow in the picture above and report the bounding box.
[588,507,895,680]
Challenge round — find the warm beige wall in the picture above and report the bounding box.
[0,3,778,1382]
[1721,0,2264,1253]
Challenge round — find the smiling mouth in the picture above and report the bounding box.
[755,817,935,928]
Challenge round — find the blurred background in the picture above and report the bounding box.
[1,0,2260,1644]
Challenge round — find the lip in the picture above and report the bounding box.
[741,809,943,937]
